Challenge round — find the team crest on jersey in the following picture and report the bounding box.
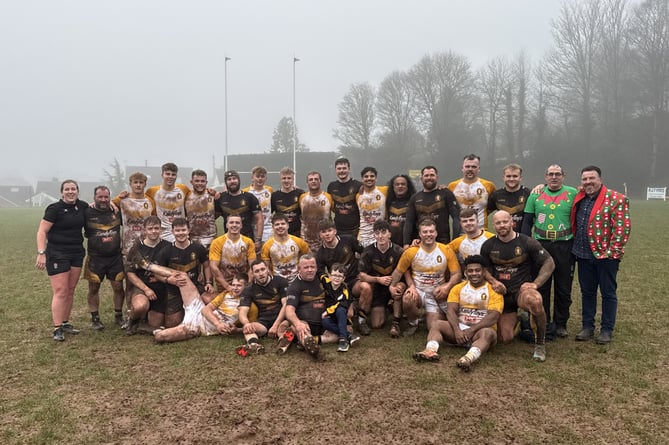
[264,191,269,198]
[519,196,525,203]
[375,194,381,201]
[290,245,296,252]
[241,199,246,206]
[437,255,442,263]
[208,197,212,203]
[320,200,326,206]
[515,246,522,256]
[143,202,149,209]
[481,292,488,300]
[294,196,298,202]
[177,193,182,199]
[436,195,441,201]
[477,188,483,196]
[349,187,354,194]
[241,245,246,252]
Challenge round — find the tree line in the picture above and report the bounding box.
[331,0,669,194]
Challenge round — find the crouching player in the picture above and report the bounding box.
[153,275,247,343]
[413,255,503,372]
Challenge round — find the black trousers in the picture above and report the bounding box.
[538,239,575,327]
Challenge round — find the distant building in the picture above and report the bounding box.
[0,185,34,208]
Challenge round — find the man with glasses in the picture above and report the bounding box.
[521,164,577,340]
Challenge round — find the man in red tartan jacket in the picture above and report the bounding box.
[570,165,631,345]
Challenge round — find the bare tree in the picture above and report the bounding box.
[269,117,308,153]
[629,0,669,183]
[408,51,475,156]
[103,158,125,195]
[333,82,377,151]
[476,56,513,161]
[547,0,604,153]
[513,51,532,158]
[376,70,421,164]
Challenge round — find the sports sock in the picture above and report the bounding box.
[91,311,99,320]
[393,316,401,324]
[465,346,482,362]
[426,340,440,352]
[248,336,259,344]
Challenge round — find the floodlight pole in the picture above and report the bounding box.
[293,56,300,177]
[224,56,231,174]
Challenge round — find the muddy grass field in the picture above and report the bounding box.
[1,205,667,444]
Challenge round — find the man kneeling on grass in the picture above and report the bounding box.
[235,259,289,356]
[414,255,504,372]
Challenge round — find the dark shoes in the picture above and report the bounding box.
[595,331,613,344]
[61,322,80,334]
[556,326,568,338]
[575,328,594,341]
[53,326,65,342]
[357,319,371,336]
[91,318,105,331]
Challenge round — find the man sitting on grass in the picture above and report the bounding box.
[413,255,503,372]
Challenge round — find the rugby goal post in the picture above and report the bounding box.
[646,187,667,201]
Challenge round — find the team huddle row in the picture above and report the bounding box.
[36,156,631,371]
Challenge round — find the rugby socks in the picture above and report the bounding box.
[464,346,482,363]
[314,335,321,345]
[393,316,401,324]
[426,340,440,353]
[357,309,369,326]
[91,311,100,321]
[247,336,260,345]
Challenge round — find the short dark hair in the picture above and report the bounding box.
[335,158,350,167]
[171,217,189,228]
[191,169,207,179]
[271,213,288,224]
[463,154,480,162]
[60,179,79,192]
[464,254,486,269]
[361,166,377,177]
[329,263,347,275]
[373,220,390,232]
[318,219,336,231]
[144,215,161,227]
[251,259,266,269]
[459,208,477,219]
[94,185,110,196]
[418,218,437,229]
[421,165,438,175]
[581,165,602,176]
[162,163,178,173]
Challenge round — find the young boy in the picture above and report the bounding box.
[321,263,360,352]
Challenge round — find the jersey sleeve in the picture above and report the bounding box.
[447,281,467,304]
[486,283,505,314]
[395,247,418,274]
[209,236,224,261]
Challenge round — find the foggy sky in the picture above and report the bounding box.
[0,0,563,185]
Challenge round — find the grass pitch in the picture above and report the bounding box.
[1,203,667,444]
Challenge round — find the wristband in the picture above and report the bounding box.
[37,250,46,255]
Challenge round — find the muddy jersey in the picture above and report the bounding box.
[166,241,208,284]
[357,186,388,247]
[387,195,410,246]
[215,191,261,240]
[404,189,461,246]
[126,239,171,291]
[286,277,326,326]
[209,234,256,285]
[113,195,155,256]
[299,191,333,252]
[480,233,551,296]
[448,178,496,229]
[239,275,288,322]
[185,191,217,248]
[395,243,459,294]
[327,178,362,235]
[447,281,504,330]
[261,235,310,283]
[271,188,304,236]
[209,291,241,323]
[243,185,274,242]
[359,242,403,278]
[84,207,122,257]
[145,184,190,242]
[487,186,530,231]
[448,230,495,264]
[316,236,364,286]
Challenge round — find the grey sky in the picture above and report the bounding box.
[0,0,563,184]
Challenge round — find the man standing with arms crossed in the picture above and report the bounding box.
[271,167,304,237]
[571,166,631,344]
[487,163,530,231]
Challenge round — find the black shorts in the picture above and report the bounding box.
[83,255,125,283]
[165,288,185,315]
[503,290,519,314]
[256,318,275,331]
[45,249,85,276]
[371,284,392,308]
[307,321,324,337]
